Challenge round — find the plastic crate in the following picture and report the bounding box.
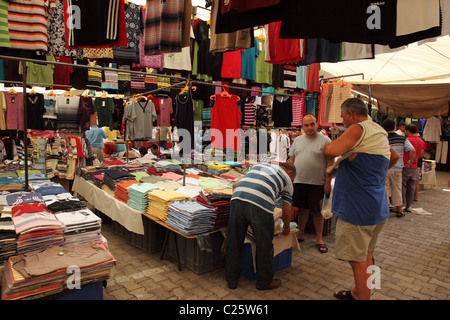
[239,243,292,280]
[111,215,165,253]
[165,231,226,274]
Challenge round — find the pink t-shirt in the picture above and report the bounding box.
[5,92,23,131]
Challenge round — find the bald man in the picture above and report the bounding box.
[288,114,333,253]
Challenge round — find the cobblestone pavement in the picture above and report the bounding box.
[101,171,450,301]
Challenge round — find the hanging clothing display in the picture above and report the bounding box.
[4,91,23,131]
[208,0,252,53]
[26,94,46,130]
[144,0,184,55]
[265,21,304,64]
[176,90,195,150]
[55,95,81,130]
[272,96,293,128]
[124,97,157,140]
[64,0,127,49]
[112,1,142,63]
[94,97,114,130]
[77,96,94,132]
[423,116,442,143]
[210,94,241,151]
[7,0,54,51]
[291,95,306,127]
[327,81,353,124]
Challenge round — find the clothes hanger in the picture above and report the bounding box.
[29,86,36,95]
[64,88,73,97]
[48,87,56,97]
[8,84,17,94]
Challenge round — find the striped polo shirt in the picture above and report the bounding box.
[232,163,293,214]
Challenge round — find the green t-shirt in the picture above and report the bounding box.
[255,39,272,85]
[26,56,55,86]
[94,97,114,130]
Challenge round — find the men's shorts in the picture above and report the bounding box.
[293,183,324,212]
[335,218,387,262]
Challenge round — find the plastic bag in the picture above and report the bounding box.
[320,193,333,219]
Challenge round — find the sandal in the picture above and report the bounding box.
[316,243,328,253]
[396,211,405,218]
[334,290,355,300]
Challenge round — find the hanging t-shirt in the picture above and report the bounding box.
[124,98,157,140]
[94,97,114,130]
[55,95,80,130]
[157,97,173,127]
[144,0,184,55]
[77,96,94,132]
[254,38,272,85]
[209,0,252,53]
[26,93,46,130]
[53,56,73,89]
[210,94,241,150]
[272,96,293,127]
[23,56,56,87]
[8,0,53,51]
[0,0,10,49]
[176,90,195,150]
[291,95,305,127]
[112,98,124,131]
[241,38,259,81]
[221,50,242,79]
[265,21,304,64]
[4,91,23,131]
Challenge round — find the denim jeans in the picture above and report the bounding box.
[226,199,275,289]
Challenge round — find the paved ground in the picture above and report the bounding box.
[101,170,450,301]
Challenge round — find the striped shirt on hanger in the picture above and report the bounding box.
[232,163,293,214]
[8,0,55,51]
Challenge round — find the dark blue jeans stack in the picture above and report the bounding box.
[226,199,275,289]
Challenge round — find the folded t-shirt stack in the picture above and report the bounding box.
[114,180,141,203]
[1,241,116,300]
[0,217,17,262]
[55,209,102,247]
[127,183,160,212]
[147,189,189,221]
[46,199,87,213]
[167,200,217,236]
[196,196,230,229]
[0,177,22,192]
[84,171,105,187]
[6,191,44,207]
[33,182,67,196]
[102,168,135,191]
[12,210,65,254]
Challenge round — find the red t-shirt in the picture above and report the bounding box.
[211,94,241,150]
[221,50,242,78]
[403,135,425,169]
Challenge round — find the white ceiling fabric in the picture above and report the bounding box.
[320,35,450,85]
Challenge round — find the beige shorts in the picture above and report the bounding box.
[335,218,387,262]
[385,170,403,207]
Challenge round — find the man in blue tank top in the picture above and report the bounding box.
[323,98,399,300]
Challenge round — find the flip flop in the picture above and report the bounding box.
[334,290,355,300]
[316,243,328,253]
[396,211,405,218]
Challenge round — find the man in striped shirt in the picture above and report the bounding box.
[225,162,296,290]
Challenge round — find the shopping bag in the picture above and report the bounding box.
[320,193,333,219]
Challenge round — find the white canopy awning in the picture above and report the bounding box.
[320,35,450,85]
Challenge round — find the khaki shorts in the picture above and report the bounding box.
[335,218,387,262]
[385,170,403,207]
